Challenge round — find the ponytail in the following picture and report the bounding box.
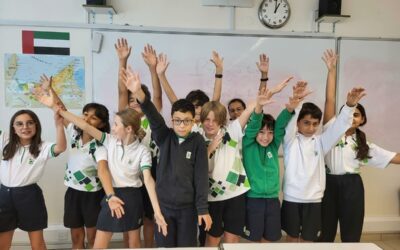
[355,128,371,161]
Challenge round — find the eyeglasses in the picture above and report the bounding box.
[172,119,193,126]
[14,120,35,128]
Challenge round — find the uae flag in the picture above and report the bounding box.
[22,30,70,55]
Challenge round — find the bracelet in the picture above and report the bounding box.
[260,77,269,81]
[105,193,115,202]
[215,74,223,78]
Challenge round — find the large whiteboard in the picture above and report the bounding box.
[93,31,335,119]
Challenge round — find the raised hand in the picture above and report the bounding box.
[293,80,312,100]
[257,87,274,107]
[120,66,142,94]
[256,53,270,75]
[322,49,337,71]
[346,87,366,107]
[108,196,125,219]
[210,51,223,73]
[141,43,157,68]
[156,53,170,75]
[198,214,213,232]
[39,74,53,91]
[270,76,293,95]
[33,85,55,108]
[155,213,168,236]
[114,38,132,61]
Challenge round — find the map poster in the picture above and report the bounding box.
[4,53,85,108]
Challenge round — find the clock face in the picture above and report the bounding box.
[258,0,290,29]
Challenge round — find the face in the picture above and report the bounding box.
[111,115,129,140]
[297,114,320,137]
[256,126,274,147]
[202,111,221,138]
[228,101,245,120]
[351,108,365,129]
[171,111,194,137]
[83,109,103,129]
[128,95,143,114]
[193,104,202,124]
[13,113,37,144]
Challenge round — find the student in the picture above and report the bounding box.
[38,75,118,249]
[0,108,66,250]
[121,68,212,247]
[34,89,167,249]
[115,38,162,248]
[281,81,366,242]
[318,49,400,242]
[155,51,223,126]
[242,84,300,242]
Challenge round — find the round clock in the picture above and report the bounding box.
[258,0,291,29]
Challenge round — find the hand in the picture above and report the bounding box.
[270,76,293,95]
[156,53,170,75]
[346,87,366,107]
[39,74,53,91]
[256,53,269,75]
[210,51,223,73]
[208,132,223,156]
[292,80,312,100]
[114,38,132,61]
[108,196,125,219]
[33,86,55,108]
[141,44,157,68]
[120,66,142,94]
[322,49,337,71]
[257,87,274,107]
[154,213,168,236]
[285,96,303,113]
[198,214,212,231]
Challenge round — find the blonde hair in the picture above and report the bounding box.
[200,101,227,126]
[116,108,142,135]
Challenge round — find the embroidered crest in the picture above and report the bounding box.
[186,151,192,159]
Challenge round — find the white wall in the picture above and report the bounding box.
[0,0,399,246]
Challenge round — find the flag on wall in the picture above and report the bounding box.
[22,30,70,55]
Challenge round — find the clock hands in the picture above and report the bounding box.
[274,1,281,14]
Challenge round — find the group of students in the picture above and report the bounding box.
[0,38,399,249]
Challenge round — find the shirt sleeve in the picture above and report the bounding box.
[228,119,244,142]
[140,147,152,171]
[284,102,302,146]
[194,136,209,215]
[273,108,294,148]
[243,112,263,146]
[94,145,108,163]
[362,142,396,169]
[42,141,57,159]
[100,132,111,150]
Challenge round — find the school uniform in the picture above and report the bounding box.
[140,96,209,248]
[200,119,250,238]
[0,130,57,232]
[281,103,355,241]
[63,123,108,228]
[319,120,396,242]
[242,109,293,241]
[95,133,151,232]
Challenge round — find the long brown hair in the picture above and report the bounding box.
[354,104,370,161]
[3,110,42,160]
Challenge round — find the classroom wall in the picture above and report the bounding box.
[0,0,399,246]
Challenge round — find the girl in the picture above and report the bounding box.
[319,49,400,242]
[35,88,167,249]
[38,75,121,249]
[0,108,66,250]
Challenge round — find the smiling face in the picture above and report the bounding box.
[297,114,320,137]
[83,108,104,129]
[256,126,274,147]
[351,107,365,129]
[111,115,129,140]
[13,113,37,145]
[202,111,221,139]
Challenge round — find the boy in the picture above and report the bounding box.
[281,81,366,242]
[121,68,212,247]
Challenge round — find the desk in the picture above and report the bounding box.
[222,243,382,250]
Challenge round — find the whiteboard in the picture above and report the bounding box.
[93,31,335,119]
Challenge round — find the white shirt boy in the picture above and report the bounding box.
[282,104,355,203]
[0,130,57,187]
[64,123,108,192]
[101,133,151,188]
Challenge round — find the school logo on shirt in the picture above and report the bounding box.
[186,151,192,159]
[267,151,273,159]
[28,158,34,165]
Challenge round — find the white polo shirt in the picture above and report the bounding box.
[64,123,108,192]
[0,130,57,187]
[282,104,355,203]
[101,133,152,188]
[324,119,396,175]
[200,119,250,202]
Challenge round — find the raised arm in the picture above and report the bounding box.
[156,53,178,104]
[390,153,400,164]
[256,53,269,91]
[115,38,132,111]
[142,44,162,112]
[210,51,223,101]
[322,49,338,125]
[53,110,67,155]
